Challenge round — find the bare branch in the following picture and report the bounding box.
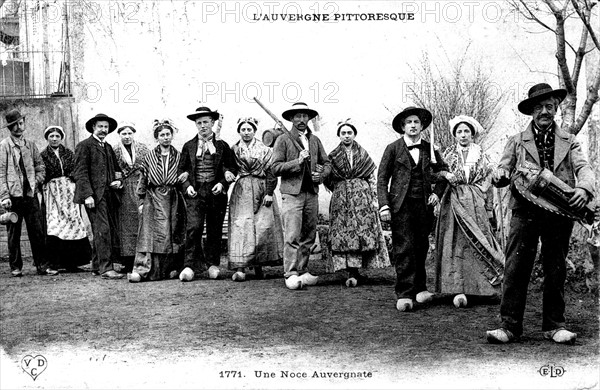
[571,61,600,135]
[544,0,577,94]
[571,13,590,88]
[571,0,600,51]
[507,42,560,77]
[512,0,578,53]
[515,0,557,33]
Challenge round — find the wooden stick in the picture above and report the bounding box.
[214,114,223,140]
[430,127,437,163]
[495,187,506,250]
[253,97,305,153]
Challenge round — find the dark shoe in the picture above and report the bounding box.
[254,266,264,279]
[101,270,125,280]
[486,328,517,344]
[11,269,22,277]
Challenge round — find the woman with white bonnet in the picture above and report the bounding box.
[433,115,505,308]
[227,117,283,281]
[40,125,91,271]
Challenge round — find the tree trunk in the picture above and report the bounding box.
[585,15,599,294]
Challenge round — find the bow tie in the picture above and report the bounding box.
[407,144,422,150]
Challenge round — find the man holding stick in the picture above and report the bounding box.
[270,102,331,290]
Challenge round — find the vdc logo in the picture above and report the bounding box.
[21,354,47,381]
[538,363,565,377]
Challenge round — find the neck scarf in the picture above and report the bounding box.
[197,132,216,158]
[146,145,180,186]
[119,141,136,168]
[457,143,481,182]
[327,141,376,185]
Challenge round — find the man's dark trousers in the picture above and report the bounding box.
[391,197,432,299]
[500,206,573,336]
[7,195,48,272]
[184,181,227,272]
[86,187,120,274]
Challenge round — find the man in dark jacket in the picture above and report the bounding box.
[178,107,237,281]
[271,102,331,290]
[377,107,447,311]
[0,109,55,276]
[73,113,123,279]
[486,84,594,345]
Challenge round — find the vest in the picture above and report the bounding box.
[195,153,216,183]
[407,154,425,199]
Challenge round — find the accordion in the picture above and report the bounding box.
[513,161,595,225]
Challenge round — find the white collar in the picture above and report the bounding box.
[403,134,421,146]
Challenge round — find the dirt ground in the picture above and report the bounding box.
[0,254,598,390]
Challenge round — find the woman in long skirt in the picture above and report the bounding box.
[227,117,283,281]
[128,119,186,282]
[324,120,390,287]
[40,126,91,271]
[434,115,505,307]
[112,122,150,272]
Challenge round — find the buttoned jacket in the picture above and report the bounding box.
[178,135,236,192]
[73,135,122,204]
[0,136,45,200]
[270,127,331,195]
[495,122,595,209]
[377,138,448,214]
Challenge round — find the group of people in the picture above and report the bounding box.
[1,83,594,345]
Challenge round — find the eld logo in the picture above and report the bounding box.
[538,363,565,378]
[21,354,47,381]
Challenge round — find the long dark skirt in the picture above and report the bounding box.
[46,235,91,270]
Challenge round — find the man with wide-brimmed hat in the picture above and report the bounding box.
[271,102,331,290]
[177,106,237,281]
[486,83,594,345]
[73,113,124,279]
[0,109,57,276]
[377,106,448,311]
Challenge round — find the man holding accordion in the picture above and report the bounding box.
[487,83,595,345]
